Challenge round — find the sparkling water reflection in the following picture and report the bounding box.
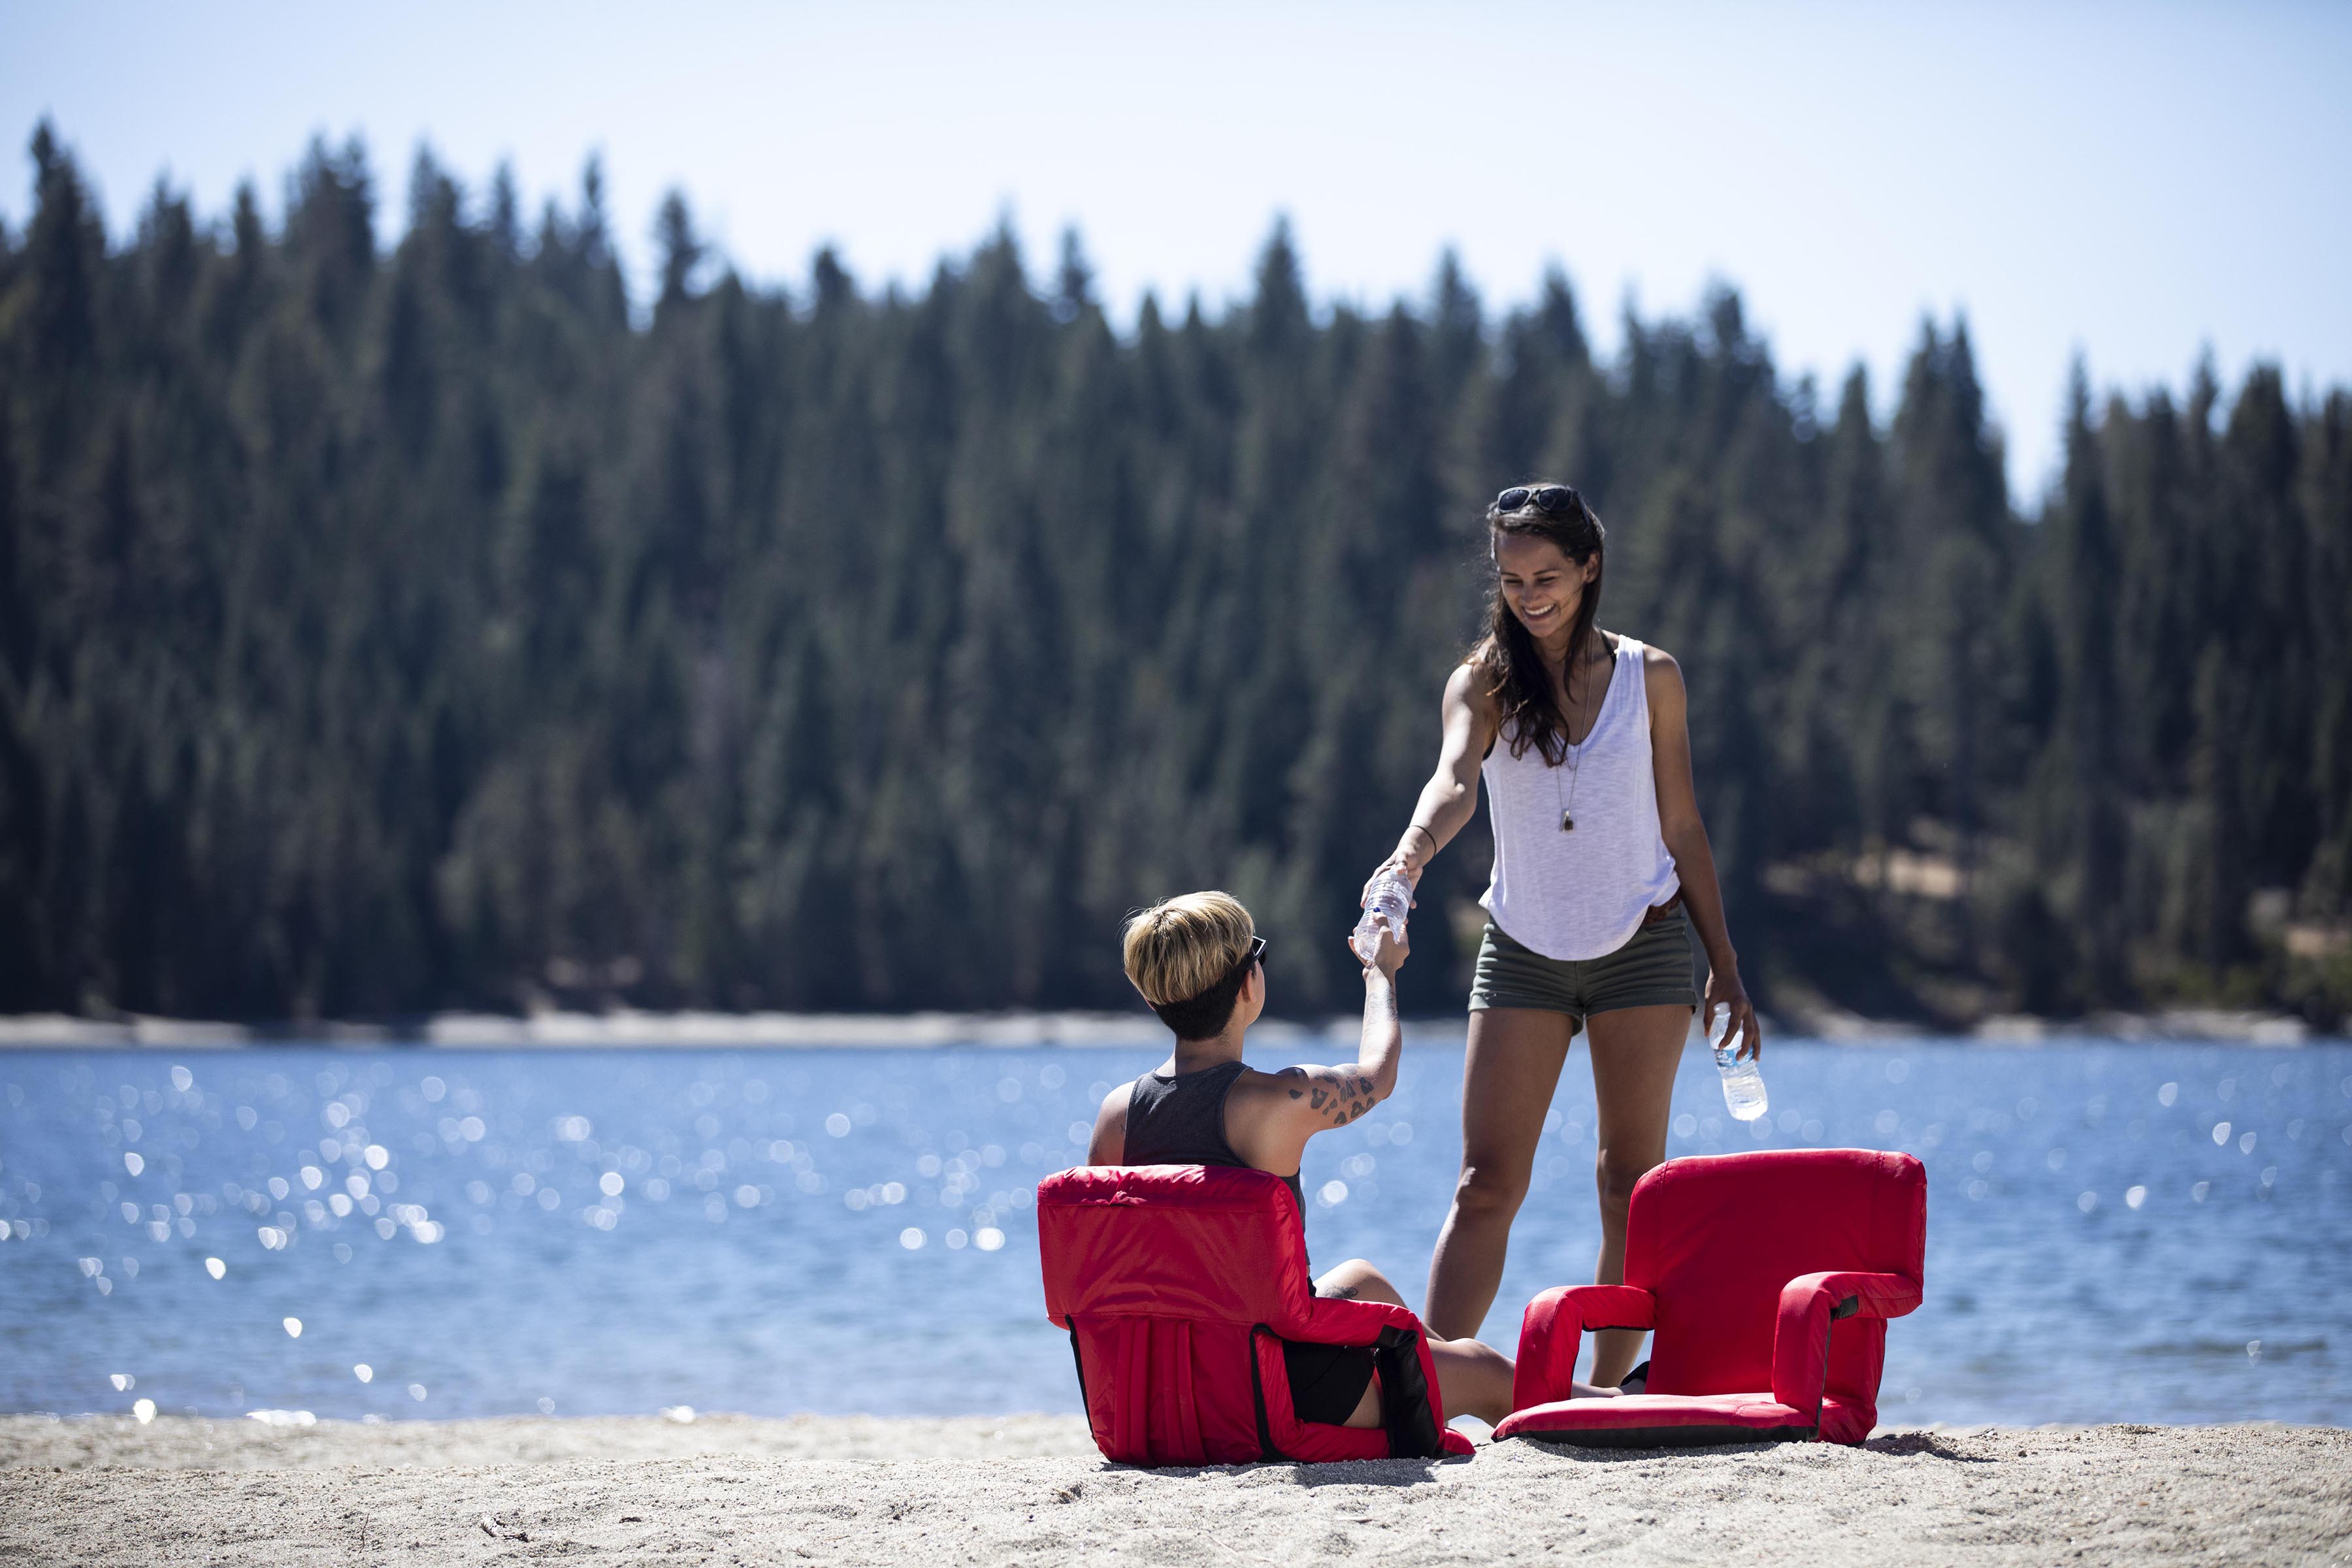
[0,1036,2345,1426]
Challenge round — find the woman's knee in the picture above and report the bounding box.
[1593,1149,1657,1220]
[1430,1335,1514,1425]
[1443,1334,1512,1380]
[1317,1258,1405,1307]
[1451,1158,1532,1220]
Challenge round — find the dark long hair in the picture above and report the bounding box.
[1471,482,1607,764]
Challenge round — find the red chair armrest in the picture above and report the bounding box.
[1512,1284,1656,1411]
[1300,1295,1425,1345]
[1771,1270,1923,1415]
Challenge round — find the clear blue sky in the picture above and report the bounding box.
[5,1,2347,499]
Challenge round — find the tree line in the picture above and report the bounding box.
[1,124,2345,1026]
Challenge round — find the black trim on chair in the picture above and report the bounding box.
[1810,1295,1859,1427]
[1248,1324,1288,1462]
[1063,1316,1088,1414]
[1516,1422,1818,1450]
[1371,1325,1448,1459]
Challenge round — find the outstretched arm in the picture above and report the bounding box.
[1229,918,1409,1179]
[1371,664,1494,898]
[1350,921,1406,1110]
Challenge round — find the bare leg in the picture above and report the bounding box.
[1428,1337,1515,1426]
[1422,1007,1576,1341]
[1582,1002,1688,1387]
[1313,1258,1405,1307]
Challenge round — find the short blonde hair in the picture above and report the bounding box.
[1122,891,1256,1007]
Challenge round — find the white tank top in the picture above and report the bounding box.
[1478,634,1680,960]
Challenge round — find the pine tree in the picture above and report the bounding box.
[2047,363,2127,1002]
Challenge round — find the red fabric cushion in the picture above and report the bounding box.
[1496,1392,1872,1447]
[1505,1401,1872,1448]
[1039,1165,1474,1466]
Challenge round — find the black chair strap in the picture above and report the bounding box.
[1371,1324,1448,1458]
[1248,1324,1288,1461]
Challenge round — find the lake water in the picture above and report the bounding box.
[2,1034,2347,1429]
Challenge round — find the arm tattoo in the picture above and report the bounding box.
[1278,1066,1379,1128]
[1297,1068,1373,1126]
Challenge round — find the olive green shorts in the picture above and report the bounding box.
[1468,911,1697,1037]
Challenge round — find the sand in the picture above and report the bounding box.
[3,1415,2345,1566]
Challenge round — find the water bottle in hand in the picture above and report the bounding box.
[1354,871,1413,966]
[1710,1007,1767,1121]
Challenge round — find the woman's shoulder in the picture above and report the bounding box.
[1087,1077,1134,1165]
[1228,1063,1324,1127]
[1446,653,1497,708]
[1610,631,1678,674]
[1628,638,1686,715]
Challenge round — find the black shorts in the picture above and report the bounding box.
[1283,1339,1377,1426]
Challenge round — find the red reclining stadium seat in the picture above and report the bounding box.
[1495,1149,1924,1448]
[1039,1164,1476,1466]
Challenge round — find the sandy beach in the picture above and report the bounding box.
[3,1415,2345,1566]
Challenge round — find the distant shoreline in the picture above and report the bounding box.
[0,1005,2331,1050]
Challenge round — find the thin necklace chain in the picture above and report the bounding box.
[1552,636,1607,833]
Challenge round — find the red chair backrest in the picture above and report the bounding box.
[1041,1164,1316,1331]
[1628,1149,1925,1409]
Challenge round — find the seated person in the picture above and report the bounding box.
[1088,890,1605,1431]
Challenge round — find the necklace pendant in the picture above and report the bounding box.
[1560,810,1575,833]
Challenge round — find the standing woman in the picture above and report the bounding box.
[1372,482,1759,1388]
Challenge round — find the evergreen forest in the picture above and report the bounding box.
[3,125,2347,1027]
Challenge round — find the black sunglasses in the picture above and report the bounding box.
[1225,936,1267,985]
[1495,484,1580,514]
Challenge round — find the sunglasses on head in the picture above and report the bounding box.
[1226,936,1267,984]
[1495,484,1580,514]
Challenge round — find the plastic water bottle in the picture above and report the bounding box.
[1710,1007,1768,1121]
[1353,872,1413,965]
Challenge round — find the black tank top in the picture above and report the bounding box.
[1123,1060,1307,1220]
